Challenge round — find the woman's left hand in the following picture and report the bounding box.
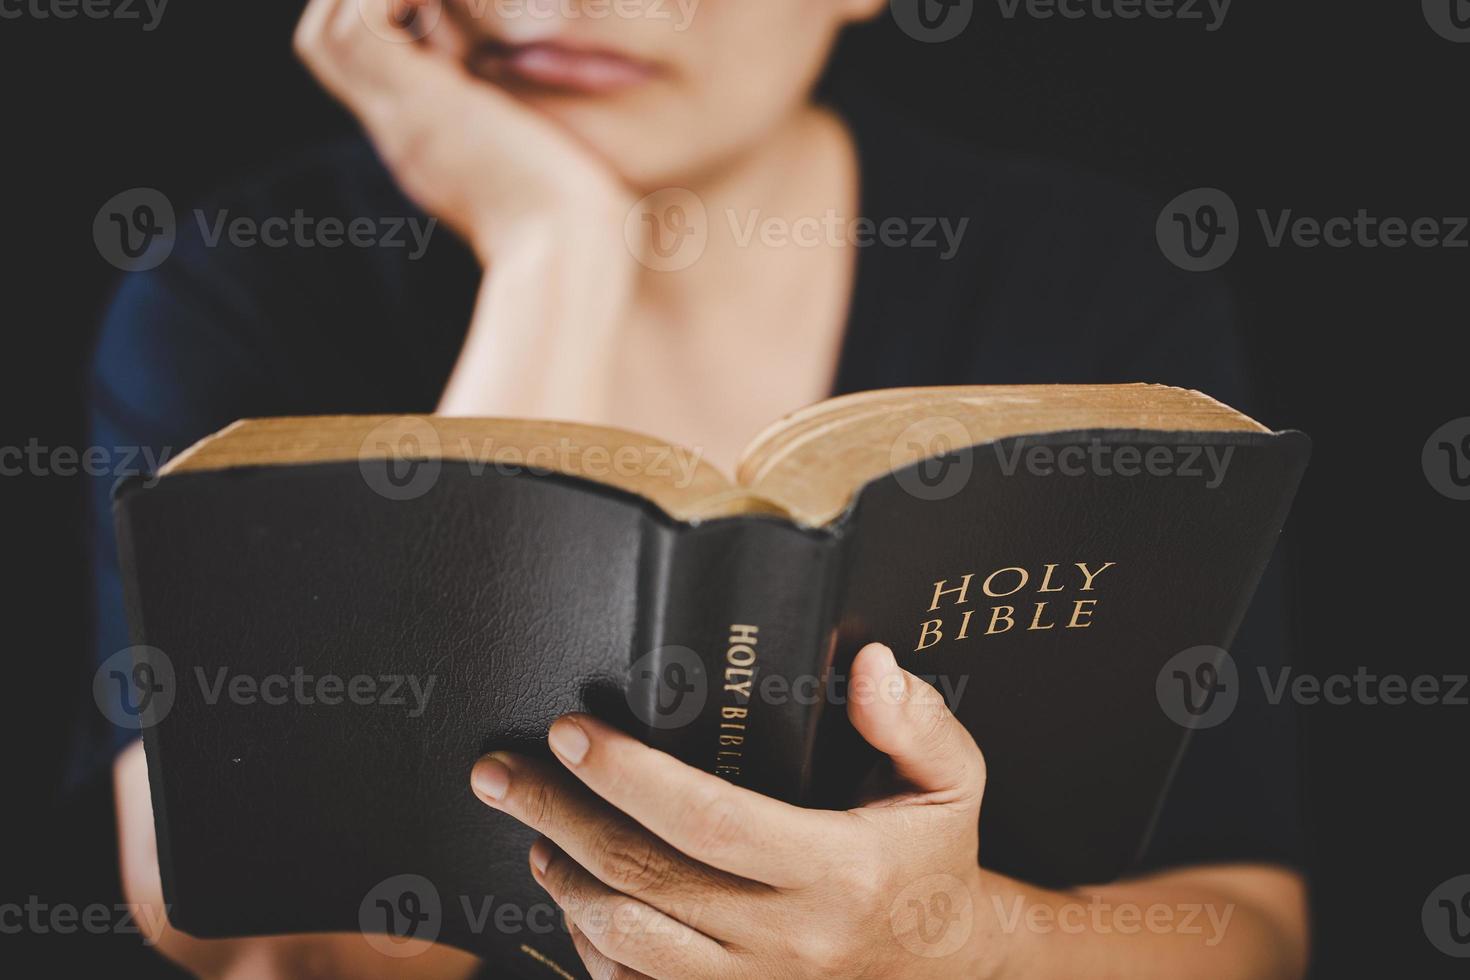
[469,643,1007,980]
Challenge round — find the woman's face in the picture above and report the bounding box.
[436,0,883,188]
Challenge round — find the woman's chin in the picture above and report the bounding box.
[512,98,716,192]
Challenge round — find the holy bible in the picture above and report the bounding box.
[113,384,1308,977]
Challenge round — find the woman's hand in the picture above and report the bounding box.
[296,0,643,421]
[294,0,631,261]
[469,643,1005,979]
[470,643,1311,980]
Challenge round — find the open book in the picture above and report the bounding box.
[115,384,1308,977]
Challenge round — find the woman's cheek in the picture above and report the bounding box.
[536,0,844,186]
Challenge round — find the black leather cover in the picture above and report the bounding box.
[113,427,1308,977]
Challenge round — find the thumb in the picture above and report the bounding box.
[847,643,985,806]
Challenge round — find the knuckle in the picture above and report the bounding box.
[971,741,988,793]
[577,945,621,980]
[679,788,744,857]
[517,777,560,830]
[597,828,673,897]
[834,859,889,912]
[543,852,579,899]
[323,6,360,46]
[379,123,434,177]
[556,875,599,924]
[291,19,320,60]
[293,4,353,71]
[911,683,953,744]
[596,899,652,956]
[796,932,856,978]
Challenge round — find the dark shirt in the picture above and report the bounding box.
[84,97,1304,875]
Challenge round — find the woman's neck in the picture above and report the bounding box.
[602,104,862,470]
[633,103,862,325]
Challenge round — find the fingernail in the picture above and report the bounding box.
[529,838,552,876]
[548,718,590,766]
[471,756,511,802]
[879,645,908,703]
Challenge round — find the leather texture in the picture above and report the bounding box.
[819,428,1310,884]
[114,427,1307,974]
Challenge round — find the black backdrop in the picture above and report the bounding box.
[2,3,1467,976]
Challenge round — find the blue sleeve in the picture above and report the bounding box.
[73,242,285,784]
[71,142,468,783]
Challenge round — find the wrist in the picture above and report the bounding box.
[966,870,1040,980]
[468,182,635,268]
[439,197,637,419]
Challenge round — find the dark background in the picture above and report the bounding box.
[2,2,1466,976]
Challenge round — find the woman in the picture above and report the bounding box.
[91,0,1309,975]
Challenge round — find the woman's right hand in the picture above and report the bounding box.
[294,0,632,263]
[296,0,644,422]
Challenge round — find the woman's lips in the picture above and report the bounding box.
[470,42,657,95]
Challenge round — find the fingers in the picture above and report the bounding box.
[114,743,189,954]
[541,714,848,889]
[470,752,766,940]
[847,643,986,807]
[294,0,442,110]
[569,923,655,980]
[533,842,732,980]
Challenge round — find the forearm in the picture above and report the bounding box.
[437,214,635,421]
[980,863,1308,980]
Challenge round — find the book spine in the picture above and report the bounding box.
[630,515,842,804]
